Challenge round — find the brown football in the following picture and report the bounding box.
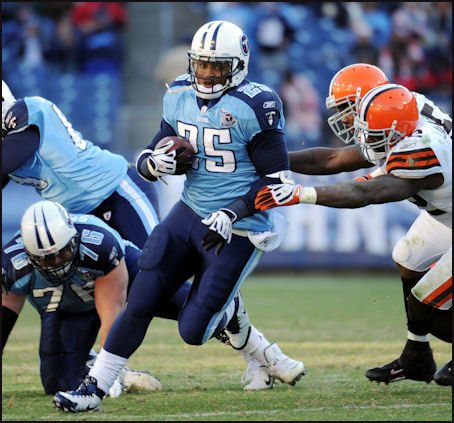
[155,136,195,174]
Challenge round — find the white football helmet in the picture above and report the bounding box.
[2,80,16,138]
[187,20,250,99]
[21,201,79,283]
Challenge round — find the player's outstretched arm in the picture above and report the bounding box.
[289,145,373,175]
[94,258,128,347]
[255,173,444,210]
[2,292,26,351]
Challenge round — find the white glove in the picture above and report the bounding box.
[201,209,236,255]
[147,140,177,182]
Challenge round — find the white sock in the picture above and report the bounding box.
[237,326,271,366]
[89,348,129,394]
[407,330,430,342]
[239,350,262,366]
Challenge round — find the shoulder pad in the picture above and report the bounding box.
[3,99,30,136]
[2,235,33,288]
[167,74,192,90]
[229,81,284,130]
[75,221,125,269]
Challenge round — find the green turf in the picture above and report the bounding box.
[2,273,451,421]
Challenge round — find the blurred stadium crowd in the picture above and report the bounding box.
[2,2,452,151]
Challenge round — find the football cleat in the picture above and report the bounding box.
[224,291,251,349]
[433,361,452,386]
[107,378,124,398]
[366,340,436,384]
[53,376,104,412]
[241,359,274,390]
[365,358,407,384]
[120,367,163,391]
[263,343,306,385]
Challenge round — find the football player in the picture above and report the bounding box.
[255,84,452,386]
[286,63,452,386]
[53,20,306,412]
[2,201,163,396]
[2,76,298,392]
[3,200,295,399]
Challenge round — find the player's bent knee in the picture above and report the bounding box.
[392,238,411,267]
[178,319,205,345]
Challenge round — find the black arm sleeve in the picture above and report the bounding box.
[224,129,290,221]
[2,305,18,351]
[2,126,41,177]
[136,119,177,181]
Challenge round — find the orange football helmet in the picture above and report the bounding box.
[353,84,419,164]
[326,63,389,144]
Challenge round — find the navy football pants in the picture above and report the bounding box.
[38,283,191,395]
[104,200,263,358]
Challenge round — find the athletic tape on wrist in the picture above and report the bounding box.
[299,187,317,204]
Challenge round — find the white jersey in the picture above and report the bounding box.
[413,91,452,137]
[385,120,452,228]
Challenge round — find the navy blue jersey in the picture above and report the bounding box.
[2,214,139,314]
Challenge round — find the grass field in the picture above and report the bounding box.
[2,273,451,421]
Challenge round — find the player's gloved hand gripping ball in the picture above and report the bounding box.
[147,136,194,182]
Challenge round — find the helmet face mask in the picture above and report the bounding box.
[20,201,80,284]
[326,87,362,144]
[26,236,80,283]
[188,21,249,99]
[326,64,389,144]
[354,118,402,163]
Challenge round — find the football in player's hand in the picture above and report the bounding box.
[155,136,195,174]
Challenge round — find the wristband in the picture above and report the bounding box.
[298,187,317,204]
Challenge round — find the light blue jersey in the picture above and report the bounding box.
[163,75,285,232]
[2,214,132,314]
[6,97,128,213]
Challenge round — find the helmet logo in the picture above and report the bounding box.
[240,35,249,56]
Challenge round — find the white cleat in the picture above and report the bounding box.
[108,378,124,398]
[224,291,251,349]
[264,343,306,385]
[241,360,274,390]
[53,376,103,413]
[120,367,163,391]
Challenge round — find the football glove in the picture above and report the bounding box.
[255,184,317,210]
[201,209,236,255]
[147,140,178,182]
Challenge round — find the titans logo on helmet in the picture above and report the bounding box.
[241,35,249,56]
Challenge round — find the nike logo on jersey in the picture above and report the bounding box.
[103,211,112,221]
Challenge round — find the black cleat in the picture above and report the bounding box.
[366,358,406,384]
[434,361,452,386]
[366,340,436,384]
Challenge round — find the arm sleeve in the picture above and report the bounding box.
[224,129,290,220]
[136,119,177,181]
[2,126,40,177]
